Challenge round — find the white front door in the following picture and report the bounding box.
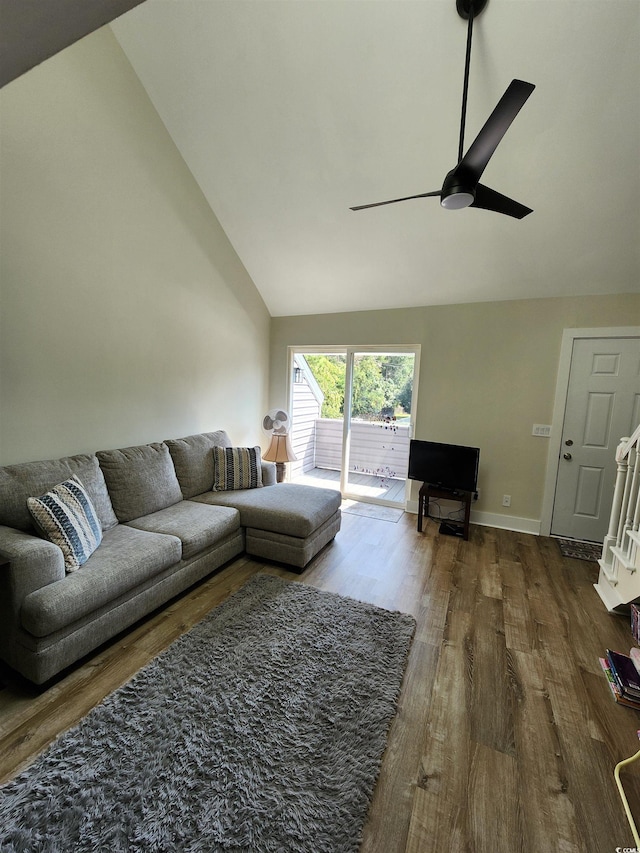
[551,336,640,542]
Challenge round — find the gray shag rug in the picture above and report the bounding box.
[1,575,415,852]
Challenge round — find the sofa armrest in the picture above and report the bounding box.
[0,525,65,621]
[261,461,277,487]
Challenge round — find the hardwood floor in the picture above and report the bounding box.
[2,511,640,851]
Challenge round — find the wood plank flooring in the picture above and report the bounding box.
[2,512,640,851]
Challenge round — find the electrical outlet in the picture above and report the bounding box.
[502,494,511,507]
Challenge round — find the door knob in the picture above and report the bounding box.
[563,452,572,460]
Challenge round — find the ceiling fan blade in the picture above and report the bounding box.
[350,191,440,211]
[456,79,534,182]
[471,183,532,219]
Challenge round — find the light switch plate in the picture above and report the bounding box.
[532,424,551,437]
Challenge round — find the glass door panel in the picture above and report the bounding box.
[289,352,346,492]
[344,352,415,507]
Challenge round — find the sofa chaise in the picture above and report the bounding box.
[0,430,341,684]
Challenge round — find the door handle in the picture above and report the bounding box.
[563,452,572,460]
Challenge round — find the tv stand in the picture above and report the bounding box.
[417,483,472,541]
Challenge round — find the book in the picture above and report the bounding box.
[600,658,640,709]
[607,649,640,700]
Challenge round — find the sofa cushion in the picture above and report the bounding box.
[261,461,277,487]
[126,501,240,560]
[0,454,118,534]
[193,483,342,538]
[97,443,183,523]
[165,431,231,499]
[212,446,262,491]
[27,476,102,572]
[21,525,182,637]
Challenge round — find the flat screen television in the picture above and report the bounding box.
[407,440,480,493]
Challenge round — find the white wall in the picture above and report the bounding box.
[0,27,271,465]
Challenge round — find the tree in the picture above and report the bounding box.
[351,356,386,419]
[303,353,414,420]
[303,355,345,418]
[397,375,413,414]
[382,356,413,414]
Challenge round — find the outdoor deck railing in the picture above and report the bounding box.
[291,418,411,481]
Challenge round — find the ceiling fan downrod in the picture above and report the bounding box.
[456,0,489,163]
[458,3,473,163]
[443,0,490,209]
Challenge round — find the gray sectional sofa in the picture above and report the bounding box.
[0,430,341,684]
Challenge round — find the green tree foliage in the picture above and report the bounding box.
[380,356,413,415]
[352,356,386,418]
[303,354,413,420]
[397,377,413,414]
[304,355,345,418]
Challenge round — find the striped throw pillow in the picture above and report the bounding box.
[27,475,103,572]
[212,446,262,491]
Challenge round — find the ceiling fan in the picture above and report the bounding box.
[350,0,535,219]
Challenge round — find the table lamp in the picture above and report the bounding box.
[263,433,297,483]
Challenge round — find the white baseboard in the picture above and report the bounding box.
[470,510,541,536]
[406,500,541,536]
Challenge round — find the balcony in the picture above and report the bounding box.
[289,417,411,504]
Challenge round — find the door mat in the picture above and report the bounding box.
[342,500,404,523]
[557,538,602,562]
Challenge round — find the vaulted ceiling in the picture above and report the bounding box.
[7,1,640,317]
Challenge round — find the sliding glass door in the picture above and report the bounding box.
[343,351,416,504]
[289,346,419,508]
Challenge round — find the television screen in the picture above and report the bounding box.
[407,440,479,493]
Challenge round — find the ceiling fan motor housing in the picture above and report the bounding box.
[440,168,475,209]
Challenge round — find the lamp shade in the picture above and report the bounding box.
[262,433,297,464]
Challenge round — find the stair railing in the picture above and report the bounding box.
[600,424,640,584]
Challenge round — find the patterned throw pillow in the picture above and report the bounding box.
[212,446,262,491]
[27,475,103,572]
